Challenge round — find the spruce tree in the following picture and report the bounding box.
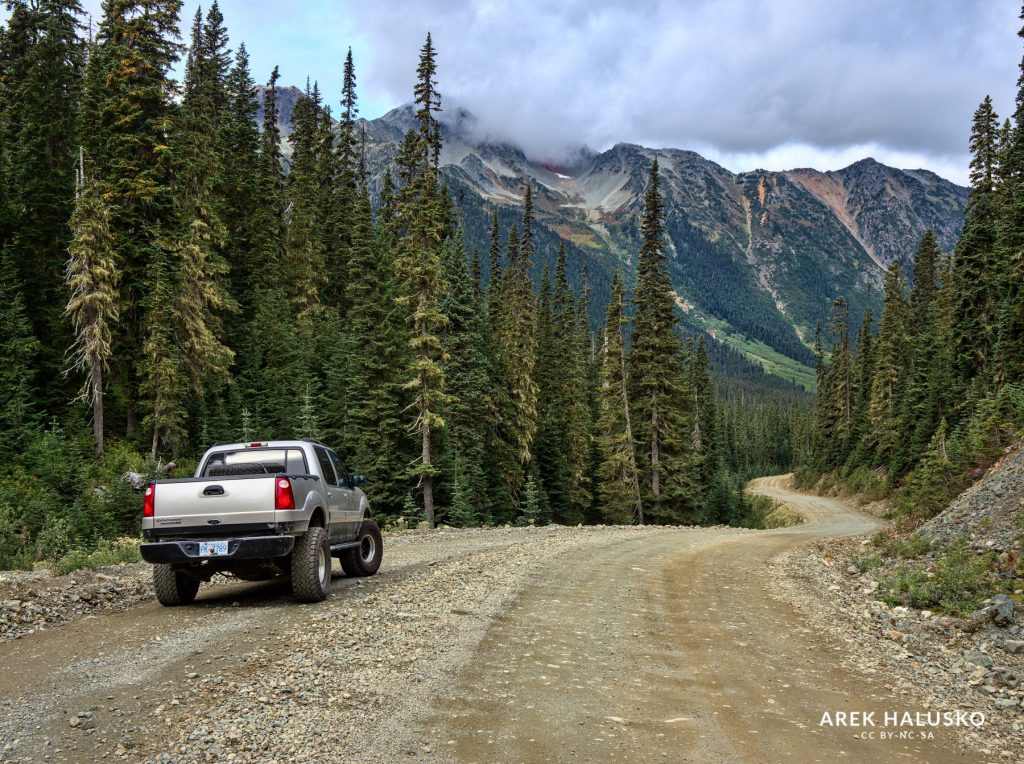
[493,188,539,512]
[848,298,875,465]
[167,8,234,414]
[868,262,909,466]
[0,250,40,459]
[597,271,642,524]
[992,7,1024,387]
[822,296,854,465]
[338,191,410,517]
[65,178,120,455]
[559,245,594,520]
[393,34,449,527]
[628,158,692,522]
[532,266,559,515]
[440,230,491,525]
[80,0,183,437]
[952,97,1000,390]
[0,0,84,404]
[892,232,948,474]
[689,337,722,520]
[284,82,328,321]
[220,44,261,304]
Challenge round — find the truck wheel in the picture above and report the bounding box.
[153,564,200,606]
[340,520,383,577]
[291,527,331,602]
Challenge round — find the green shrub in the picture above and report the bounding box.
[0,500,32,570]
[880,541,996,615]
[851,552,882,573]
[51,537,140,576]
[736,493,804,529]
[870,531,933,559]
[931,543,996,615]
[882,564,934,609]
[33,515,74,561]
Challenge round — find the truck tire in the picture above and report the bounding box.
[339,520,383,577]
[291,527,331,602]
[153,564,200,606]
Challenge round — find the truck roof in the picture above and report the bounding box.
[206,440,328,451]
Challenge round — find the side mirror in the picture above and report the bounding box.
[353,474,365,487]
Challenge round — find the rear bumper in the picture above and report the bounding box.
[140,535,295,565]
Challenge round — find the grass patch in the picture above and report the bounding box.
[697,315,817,391]
[739,493,804,529]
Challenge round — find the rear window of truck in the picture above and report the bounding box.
[201,448,308,477]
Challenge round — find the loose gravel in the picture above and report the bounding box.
[0,525,668,763]
[0,564,153,642]
[773,538,1024,761]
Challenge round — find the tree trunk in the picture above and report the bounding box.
[650,391,660,501]
[419,285,435,529]
[91,363,104,456]
[421,382,434,528]
[150,391,160,459]
[619,345,643,525]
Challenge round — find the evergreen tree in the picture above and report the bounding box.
[992,6,1024,386]
[628,158,692,522]
[167,7,234,418]
[560,246,595,520]
[0,0,85,403]
[848,298,875,465]
[65,178,120,455]
[892,232,947,474]
[689,337,722,520]
[822,296,854,465]
[493,188,539,510]
[440,230,491,525]
[220,43,261,304]
[0,250,40,458]
[80,0,184,437]
[338,190,409,516]
[284,82,328,322]
[597,271,642,524]
[393,34,449,527]
[952,96,1000,390]
[868,262,908,465]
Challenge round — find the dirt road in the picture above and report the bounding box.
[0,479,976,763]
[430,476,971,763]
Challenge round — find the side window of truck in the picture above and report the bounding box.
[315,446,339,486]
[327,450,351,489]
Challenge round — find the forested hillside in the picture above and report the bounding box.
[804,58,1024,526]
[251,92,968,390]
[0,1,811,569]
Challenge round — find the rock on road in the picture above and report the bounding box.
[0,476,974,763]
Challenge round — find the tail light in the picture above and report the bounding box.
[275,477,296,510]
[143,484,155,518]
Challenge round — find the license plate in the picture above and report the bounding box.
[199,541,229,557]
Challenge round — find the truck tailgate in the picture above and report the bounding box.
[151,477,278,530]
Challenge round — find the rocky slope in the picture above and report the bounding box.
[918,446,1024,552]
[770,448,1024,760]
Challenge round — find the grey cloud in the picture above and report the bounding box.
[342,0,1018,180]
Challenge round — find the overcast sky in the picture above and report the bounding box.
[57,1,1024,184]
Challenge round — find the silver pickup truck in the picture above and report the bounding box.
[140,440,382,605]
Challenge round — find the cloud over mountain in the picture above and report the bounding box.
[343,0,1018,184]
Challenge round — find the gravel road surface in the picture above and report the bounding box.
[0,479,980,763]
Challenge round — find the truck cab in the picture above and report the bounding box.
[140,440,383,605]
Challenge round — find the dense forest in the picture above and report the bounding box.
[0,1,809,569]
[804,16,1024,524]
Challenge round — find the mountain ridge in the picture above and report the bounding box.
[260,88,968,388]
